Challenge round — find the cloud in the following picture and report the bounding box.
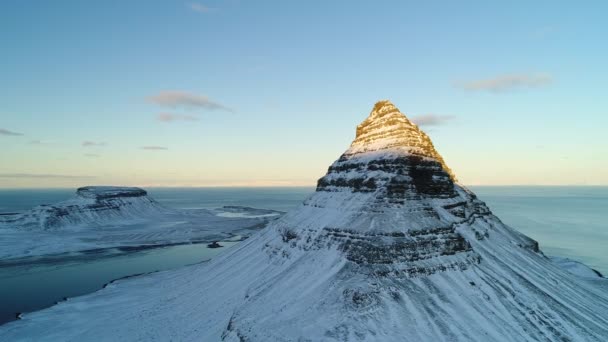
[411,114,455,127]
[82,141,106,147]
[0,128,24,136]
[0,173,96,179]
[141,146,168,150]
[157,112,199,122]
[189,2,211,13]
[148,91,232,112]
[84,153,100,158]
[456,73,553,92]
[28,140,55,145]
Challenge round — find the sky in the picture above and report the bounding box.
[1,0,607,188]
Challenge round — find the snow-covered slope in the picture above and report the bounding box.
[551,256,605,279]
[2,101,607,341]
[0,186,280,260]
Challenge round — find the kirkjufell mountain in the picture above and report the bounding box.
[2,101,607,341]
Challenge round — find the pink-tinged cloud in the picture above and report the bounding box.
[456,73,553,92]
[189,2,211,13]
[82,141,106,147]
[411,114,455,127]
[141,146,168,150]
[0,173,95,179]
[157,113,199,122]
[147,91,232,112]
[0,128,23,136]
[28,140,55,145]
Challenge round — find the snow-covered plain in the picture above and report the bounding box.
[0,186,280,261]
[1,102,607,341]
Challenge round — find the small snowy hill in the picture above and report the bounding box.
[1,101,607,341]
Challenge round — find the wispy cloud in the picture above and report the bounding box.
[141,146,168,150]
[0,128,24,136]
[148,91,232,112]
[84,153,100,158]
[189,2,211,13]
[157,112,199,122]
[456,73,553,92]
[82,141,106,147]
[411,114,455,127]
[0,173,96,179]
[28,139,55,145]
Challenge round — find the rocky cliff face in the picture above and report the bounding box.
[2,101,607,341]
[76,186,148,199]
[311,100,522,278]
[317,101,457,198]
[0,186,168,230]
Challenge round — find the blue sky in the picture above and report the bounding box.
[1,0,607,187]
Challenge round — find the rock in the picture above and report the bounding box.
[76,186,148,199]
[207,241,223,248]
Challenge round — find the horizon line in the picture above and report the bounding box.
[1,184,608,190]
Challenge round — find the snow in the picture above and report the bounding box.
[2,210,607,341]
[0,188,281,261]
[1,104,607,340]
[550,256,604,278]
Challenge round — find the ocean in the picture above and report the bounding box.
[0,186,606,273]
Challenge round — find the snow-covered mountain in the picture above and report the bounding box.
[2,101,607,341]
[0,186,280,260]
[0,186,170,230]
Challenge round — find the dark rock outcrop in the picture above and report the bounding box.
[76,186,148,199]
[208,241,223,248]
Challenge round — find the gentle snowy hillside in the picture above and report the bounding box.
[1,101,606,341]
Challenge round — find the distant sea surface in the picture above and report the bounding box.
[0,186,606,274]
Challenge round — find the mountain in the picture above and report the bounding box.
[0,186,280,260]
[1,101,607,341]
[0,186,169,230]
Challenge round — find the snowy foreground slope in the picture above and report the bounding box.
[0,186,279,260]
[2,101,607,341]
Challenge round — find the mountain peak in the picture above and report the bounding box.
[356,100,403,138]
[370,99,398,116]
[347,100,456,181]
